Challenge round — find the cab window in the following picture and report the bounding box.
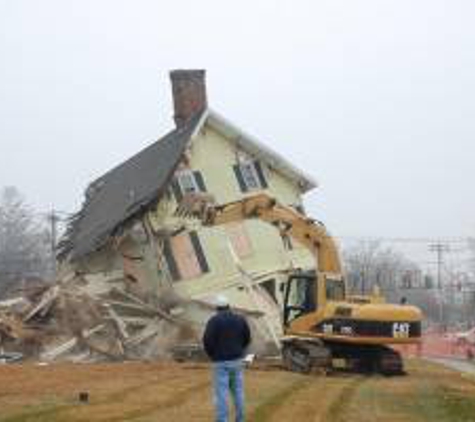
[284,275,316,324]
[325,278,345,301]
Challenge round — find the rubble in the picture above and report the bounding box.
[0,276,272,364]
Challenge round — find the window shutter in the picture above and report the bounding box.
[295,204,305,215]
[189,231,210,273]
[193,171,207,192]
[254,161,268,189]
[171,178,183,203]
[233,164,248,192]
[162,239,181,281]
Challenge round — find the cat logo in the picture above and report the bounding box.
[392,322,410,338]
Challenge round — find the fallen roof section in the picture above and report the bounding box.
[58,110,206,261]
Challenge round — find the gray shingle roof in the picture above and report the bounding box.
[58,111,204,261]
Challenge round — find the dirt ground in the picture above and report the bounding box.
[0,359,474,422]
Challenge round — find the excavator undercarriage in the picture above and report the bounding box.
[281,338,404,376]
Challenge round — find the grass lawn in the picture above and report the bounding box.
[0,359,474,421]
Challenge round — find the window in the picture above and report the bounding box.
[162,231,210,281]
[225,223,252,258]
[292,203,306,215]
[325,278,346,302]
[260,279,278,304]
[240,162,260,190]
[171,170,207,202]
[233,160,268,192]
[284,276,316,324]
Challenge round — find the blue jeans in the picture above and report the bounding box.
[213,359,245,422]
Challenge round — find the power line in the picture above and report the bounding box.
[337,235,470,244]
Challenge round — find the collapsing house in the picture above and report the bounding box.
[28,69,317,361]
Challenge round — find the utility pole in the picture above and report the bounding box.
[429,242,450,326]
[429,242,450,289]
[360,269,366,296]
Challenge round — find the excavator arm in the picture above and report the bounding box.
[176,192,422,376]
[176,192,342,275]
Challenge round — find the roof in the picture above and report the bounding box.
[205,109,318,193]
[58,111,205,261]
[59,106,317,262]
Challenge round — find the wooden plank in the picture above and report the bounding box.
[125,320,161,347]
[106,305,130,339]
[23,286,59,322]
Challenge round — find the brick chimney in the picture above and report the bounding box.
[170,69,207,127]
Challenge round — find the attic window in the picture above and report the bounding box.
[178,171,199,194]
[233,160,268,192]
[171,169,207,202]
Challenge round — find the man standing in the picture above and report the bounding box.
[203,295,251,422]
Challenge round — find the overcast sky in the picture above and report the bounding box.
[1,0,474,252]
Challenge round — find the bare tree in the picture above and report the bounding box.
[343,240,440,321]
[468,237,475,274]
[466,238,475,323]
[343,240,412,295]
[0,186,50,297]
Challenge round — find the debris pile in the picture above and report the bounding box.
[0,278,270,363]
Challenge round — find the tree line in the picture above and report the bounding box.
[0,186,52,297]
[343,239,475,325]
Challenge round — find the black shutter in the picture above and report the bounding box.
[189,231,210,273]
[254,161,268,189]
[193,171,207,192]
[294,204,305,215]
[162,239,181,281]
[233,164,248,192]
[171,178,183,203]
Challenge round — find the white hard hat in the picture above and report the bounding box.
[215,294,229,308]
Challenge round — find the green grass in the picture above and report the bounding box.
[247,378,309,422]
[325,378,364,422]
[407,383,475,422]
[350,371,475,422]
[0,403,67,422]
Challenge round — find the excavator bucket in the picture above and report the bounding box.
[174,192,217,220]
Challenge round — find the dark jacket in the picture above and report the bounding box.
[203,309,251,362]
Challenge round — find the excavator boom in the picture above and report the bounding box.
[176,192,342,274]
[176,192,423,375]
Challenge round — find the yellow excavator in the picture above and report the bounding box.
[176,193,423,375]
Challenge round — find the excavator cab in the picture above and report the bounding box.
[283,271,316,326]
[283,270,346,326]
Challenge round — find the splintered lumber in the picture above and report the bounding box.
[83,337,125,360]
[42,337,78,361]
[70,351,93,363]
[23,286,59,322]
[41,325,106,361]
[0,271,274,363]
[104,299,186,326]
[109,287,150,307]
[125,319,161,347]
[0,297,27,309]
[0,313,40,341]
[171,343,206,362]
[114,317,150,327]
[105,305,129,339]
[104,300,158,316]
